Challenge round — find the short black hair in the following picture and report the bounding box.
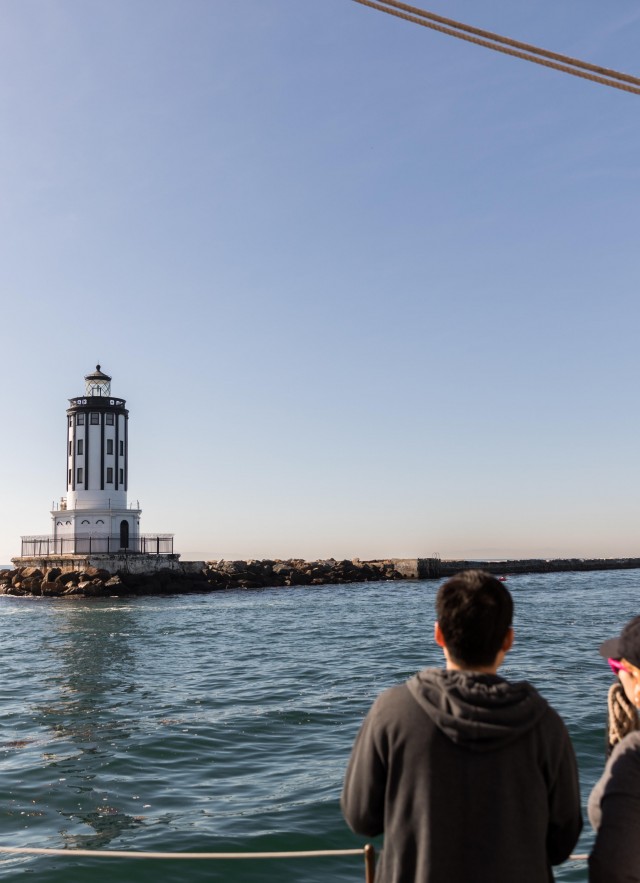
[436,570,513,667]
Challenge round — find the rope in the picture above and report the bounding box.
[351,0,640,95]
[0,846,366,860]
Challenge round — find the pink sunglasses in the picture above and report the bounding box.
[608,658,634,676]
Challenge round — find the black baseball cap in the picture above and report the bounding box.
[599,615,640,669]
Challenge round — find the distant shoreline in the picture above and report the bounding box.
[2,556,640,597]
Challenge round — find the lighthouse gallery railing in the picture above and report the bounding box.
[20,534,174,557]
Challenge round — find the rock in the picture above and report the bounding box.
[79,567,111,582]
[21,577,42,592]
[79,581,108,597]
[19,567,43,580]
[289,570,311,586]
[219,560,245,575]
[55,571,80,585]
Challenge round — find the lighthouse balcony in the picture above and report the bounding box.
[20,534,174,557]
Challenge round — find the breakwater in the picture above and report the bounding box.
[2,555,640,597]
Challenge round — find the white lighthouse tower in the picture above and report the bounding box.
[53,365,141,552]
[16,366,178,566]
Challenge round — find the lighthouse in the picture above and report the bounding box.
[17,366,176,565]
[55,365,141,551]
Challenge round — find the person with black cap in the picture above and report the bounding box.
[588,615,640,883]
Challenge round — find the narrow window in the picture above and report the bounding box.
[69,440,72,455]
[119,440,124,456]
[77,439,83,455]
[119,468,124,483]
[77,413,85,425]
[68,469,71,485]
[107,439,113,455]
[77,467,83,484]
[106,413,114,425]
[107,467,113,483]
[90,413,99,425]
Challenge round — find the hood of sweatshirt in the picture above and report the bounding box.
[406,668,549,752]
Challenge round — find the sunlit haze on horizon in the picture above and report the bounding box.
[1,0,639,564]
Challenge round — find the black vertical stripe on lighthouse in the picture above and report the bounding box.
[115,413,120,490]
[85,411,90,489]
[125,414,128,491]
[100,412,105,490]
[72,414,76,491]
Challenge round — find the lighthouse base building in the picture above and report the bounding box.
[13,366,202,575]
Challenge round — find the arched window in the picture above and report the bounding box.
[120,520,129,549]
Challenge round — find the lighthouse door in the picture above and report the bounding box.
[119,520,129,550]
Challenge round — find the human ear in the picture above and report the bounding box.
[434,621,446,649]
[502,627,514,654]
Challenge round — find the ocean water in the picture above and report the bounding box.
[0,570,637,882]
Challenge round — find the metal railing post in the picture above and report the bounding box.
[364,845,376,883]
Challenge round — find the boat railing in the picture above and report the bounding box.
[0,844,589,878]
[0,845,377,880]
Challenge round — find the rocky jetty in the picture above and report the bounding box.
[0,558,408,598]
[2,556,640,598]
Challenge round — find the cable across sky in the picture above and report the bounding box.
[351,0,640,95]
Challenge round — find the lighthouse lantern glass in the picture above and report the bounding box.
[86,378,110,396]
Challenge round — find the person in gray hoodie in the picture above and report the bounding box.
[341,570,582,883]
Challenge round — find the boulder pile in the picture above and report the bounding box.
[203,558,405,589]
[0,559,408,598]
[0,565,210,597]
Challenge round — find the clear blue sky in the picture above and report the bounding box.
[2,0,639,564]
